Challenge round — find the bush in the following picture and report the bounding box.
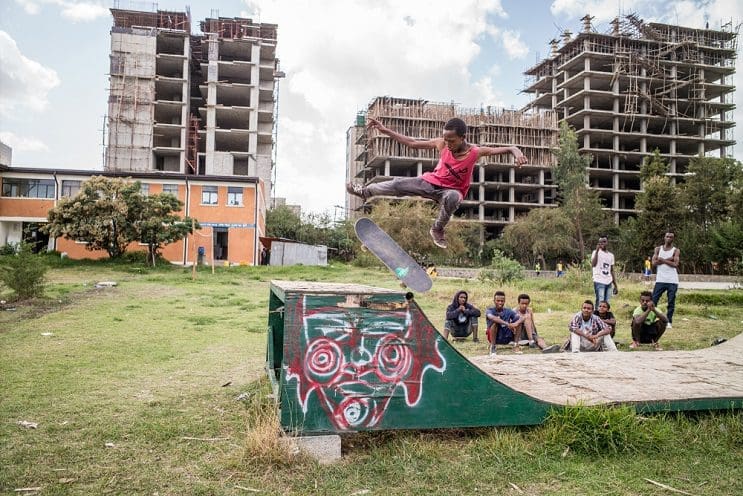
[0,242,18,256]
[0,242,47,300]
[478,249,524,283]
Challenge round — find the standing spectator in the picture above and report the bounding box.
[485,291,521,355]
[652,231,680,329]
[443,290,480,342]
[567,300,617,352]
[594,300,617,338]
[631,290,669,350]
[591,236,618,308]
[556,260,564,278]
[534,262,541,276]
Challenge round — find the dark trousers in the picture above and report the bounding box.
[365,177,462,230]
[631,321,667,343]
[652,282,678,323]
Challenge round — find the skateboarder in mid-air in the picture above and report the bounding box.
[347,117,528,248]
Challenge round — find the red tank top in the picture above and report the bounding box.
[421,146,479,198]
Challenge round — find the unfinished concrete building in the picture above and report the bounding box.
[348,97,559,240]
[107,8,279,199]
[524,14,738,222]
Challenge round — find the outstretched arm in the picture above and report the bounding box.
[367,117,442,150]
[477,146,527,166]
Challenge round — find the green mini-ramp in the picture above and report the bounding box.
[265,281,743,435]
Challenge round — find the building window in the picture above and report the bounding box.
[140,183,150,196]
[162,184,179,197]
[61,180,81,197]
[227,186,243,206]
[1,178,55,198]
[201,186,218,205]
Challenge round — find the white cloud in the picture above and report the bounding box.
[12,0,109,22]
[57,1,109,22]
[0,131,49,152]
[550,0,645,22]
[501,30,529,59]
[14,0,41,15]
[0,31,60,117]
[245,0,511,213]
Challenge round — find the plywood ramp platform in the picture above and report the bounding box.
[471,334,743,409]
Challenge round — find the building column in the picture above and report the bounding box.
[205,33,219,175]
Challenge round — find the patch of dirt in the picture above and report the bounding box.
[0,286,122,332]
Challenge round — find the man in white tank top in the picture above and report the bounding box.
[652,231,680,328]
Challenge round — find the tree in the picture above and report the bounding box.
[680,157,742,231]
[369,200,473,264]
[266,205,302,240]
[500,207,576,266]
[133,193,199,266]
[45,176,141,258]
[552,122,609,259]
[45,176,196,261]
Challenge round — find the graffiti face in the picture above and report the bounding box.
[285,295,446,430]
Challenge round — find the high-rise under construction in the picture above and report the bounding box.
[524,14,738,222]
[106,7,280,200]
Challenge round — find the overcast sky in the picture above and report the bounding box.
[1,0,741,217]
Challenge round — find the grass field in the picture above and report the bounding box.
[1,261,741,495]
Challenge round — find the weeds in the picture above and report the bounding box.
[542,404,671,456]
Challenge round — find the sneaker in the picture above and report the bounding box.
[541,344,561,354]
[667,323,673,329]
[629,341,639,349]
[473,338,480,343]
[429,227,447,249]
[346,182,366,199]
[528,340,538,349]
[489,348,497,356]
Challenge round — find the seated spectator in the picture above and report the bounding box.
[443,290,480,342]
[485,291,521,355]
[630,290,668,350]
[568,300,618,352]
[512,293,561,353]
[594,300,617,338]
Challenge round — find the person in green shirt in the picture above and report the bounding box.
[630,290,669,350]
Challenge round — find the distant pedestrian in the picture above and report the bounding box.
[591,236,618,308]
[652,231,680,329]
[534,262,541,276]
[642,256,652,281]
[556,260,564,278]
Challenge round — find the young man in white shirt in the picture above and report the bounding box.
[591,236,618,308]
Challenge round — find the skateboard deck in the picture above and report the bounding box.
[354,217,433,293]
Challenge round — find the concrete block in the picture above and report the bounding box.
[281,434,341,464]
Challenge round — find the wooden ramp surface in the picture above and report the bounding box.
[471,334,743,406]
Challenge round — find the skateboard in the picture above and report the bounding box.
[354,217,433,293]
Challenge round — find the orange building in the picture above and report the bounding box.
[0,166,266,266]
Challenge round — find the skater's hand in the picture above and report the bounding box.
[367,117,388,134]
[511,147,527,167]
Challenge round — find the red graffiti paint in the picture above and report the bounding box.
[285,296,446,430]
